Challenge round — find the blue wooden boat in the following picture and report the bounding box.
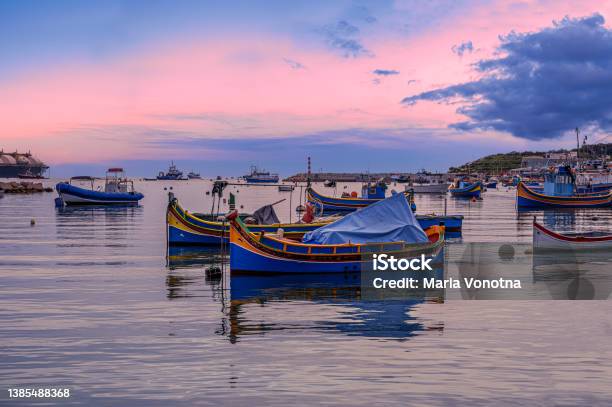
[55,168,143,206]
[167,195,462,245]
[517,165,612,209]
[307,181,400,213]
[448,180,482,198]
[229,193,445,273]
[167,194,329,245]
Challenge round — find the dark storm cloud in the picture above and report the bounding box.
[402,14,612,140]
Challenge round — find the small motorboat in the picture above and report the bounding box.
[533,219,612,251]
[187,171,202,179]
[56,168,144,206]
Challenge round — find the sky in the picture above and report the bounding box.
[2,0,612,177]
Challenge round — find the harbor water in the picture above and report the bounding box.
[1,180,612,405]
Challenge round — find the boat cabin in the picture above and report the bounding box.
[361,181,387,199]
[105,168,135,193]
[543,166,575,197]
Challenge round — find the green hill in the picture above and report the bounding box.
[449,143,611,174]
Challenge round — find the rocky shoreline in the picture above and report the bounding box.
[0,181,54,194]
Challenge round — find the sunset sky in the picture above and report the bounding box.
[2,0,612,176]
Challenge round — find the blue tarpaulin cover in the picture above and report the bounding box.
[302,192,428,245]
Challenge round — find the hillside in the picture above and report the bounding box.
[449,143,612,174]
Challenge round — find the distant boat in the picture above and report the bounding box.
[187,171,201,179]
[533,219,612,251]
[517,166,612,209]
[157,162,185,180]
[448,179,482,198]
[243,166,279,183]
[323,179,336,187]
[278,184,294,192]
[56,168,144,206]
[406,182,450,194]
[18,168,46,179]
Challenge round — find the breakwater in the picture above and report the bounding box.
[0,181,53,194]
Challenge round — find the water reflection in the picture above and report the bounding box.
[165,249,444,343]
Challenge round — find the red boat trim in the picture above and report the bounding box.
[534,221,612,243]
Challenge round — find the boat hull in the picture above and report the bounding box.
[533,221,612,250]
[449,182,482,198]
[517,182,612,209]
[307,188,386,212]
[407,183,450,194]
[56,183,143,206]
[229,218,445,274]
[167,198,463,245]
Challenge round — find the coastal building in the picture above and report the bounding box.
[0,151,48,178]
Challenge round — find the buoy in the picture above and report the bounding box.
[169,186,173,190]
[164,187,167,191]
[30,218,35,226]
[471,197,477,202]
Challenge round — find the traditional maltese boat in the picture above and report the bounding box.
[55,168,143,206]
[229,193,445,273]
[306,181,388,212]
[448,180,482,198]
[533,219,612,251]
[167,195,462,245]
[167,194,329,245]
[517,166,612,209]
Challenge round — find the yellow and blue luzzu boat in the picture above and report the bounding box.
[167,194,330,245]
[517,166,612,209]
[167,195,463,245]
[517,181,612,208]
[229,193,445,273]
[448,180,482,198]
[306,181,412,213]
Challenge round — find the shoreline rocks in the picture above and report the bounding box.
[0,181,53,194]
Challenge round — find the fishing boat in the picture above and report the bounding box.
[167,195,461,245]
[485,179,498,188]
[243,166,279,183]
[405,182,450,194]
[533,219,612,251]
[157,162,186,180]
[306,181,394,213]
[187,171,201,179]
[517,165,612,209]
[448,179,482,198]
[229,193,445,273]
[56,168,144,206]
[167,194,329,245]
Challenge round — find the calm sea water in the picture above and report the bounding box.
[1,179,612,406]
